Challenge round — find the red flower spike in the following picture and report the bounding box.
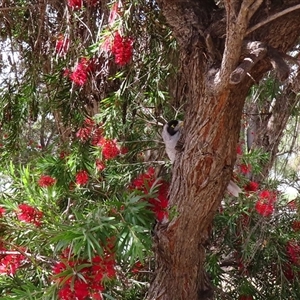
[69,58,90,86]
[239,163,252,175]
[111,32,133,66]
[38,175,56,187]
[283,263,297,281]
[17,204,43,227]
[130,167,155,191]
[120,146,128,154]
[131,261,143,274]
[101,36,112,53]
[236,144,243,155]
[0,207,6,218]
[76,127,93,141]
[244,181,259,193]
[0,251,26,276]
[97,138,120,160]
[86,0,98,6]
[96,159,106,171]
[75,170,89,185]
[131,168,169,222]
[292,220,300,232]
[63,68,70,77]
[288,199,297,210]
[67,0,83,10]
[108,1,122,24]
[287,241,300,265]
[55,35,69,55]
[259,190,277,204]
[255,201,274,217]
[53,242,115,300]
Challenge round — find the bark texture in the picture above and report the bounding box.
[147,1,300,299]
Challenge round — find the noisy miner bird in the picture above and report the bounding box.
[162,120,241,197]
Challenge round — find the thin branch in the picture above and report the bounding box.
[246,4,300,35]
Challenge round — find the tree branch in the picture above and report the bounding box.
[230,41,267,84]
[216,0,263,91]
[247,3,300,35]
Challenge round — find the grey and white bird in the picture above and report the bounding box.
[162,120,241,197]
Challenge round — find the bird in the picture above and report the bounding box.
[161,120,241,197]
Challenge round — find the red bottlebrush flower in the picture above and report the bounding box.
[259,190,277,204]
[76,126,93,141]
[83,117,95,127]
[244,181,259,193]
[255,189,277,217]
[120,146,128,155]
[76,118,97,142]
[55,35,69,55]
[63,68,70,77]
[17,204,43,227]
[86,0,98,6]
[59,151,68,159]
[101,36,112,53]
[131,261,143,274]
[69,58,89,86]
[53,245,115,300]
[96,159,106,171]
[91,127,104,146]
[67,0,82,10]
[108,1,120,25]
[283,263,298,281]
[236,144,243,155]
[0,251,26,276]
[0,207,5,218]
[111,32,133,66]
[287,241,300,265]
[38,175,56,187]
[75,170,89,185]
[131,167,155,191]
[98,138,120,160]
[292,220,300,232]
[152,181,169,222]
[255,201,274,217]
[239,163,251,175]
[288,199,297,210]
[131,168,169,222]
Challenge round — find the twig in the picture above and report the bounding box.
[246,4,300,35]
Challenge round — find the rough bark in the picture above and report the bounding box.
[147,1,300,299]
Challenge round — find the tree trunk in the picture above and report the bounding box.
[148,49,250,299]
[148,1,300,299]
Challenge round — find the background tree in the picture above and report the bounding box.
[1,1,300,300]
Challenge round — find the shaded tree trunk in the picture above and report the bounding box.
[148,1,300,299]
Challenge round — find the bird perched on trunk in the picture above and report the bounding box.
[161,120,241,197]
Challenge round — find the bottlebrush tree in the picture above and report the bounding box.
[0,1,300,300]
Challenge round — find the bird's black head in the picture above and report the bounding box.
[166,120,180,136]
